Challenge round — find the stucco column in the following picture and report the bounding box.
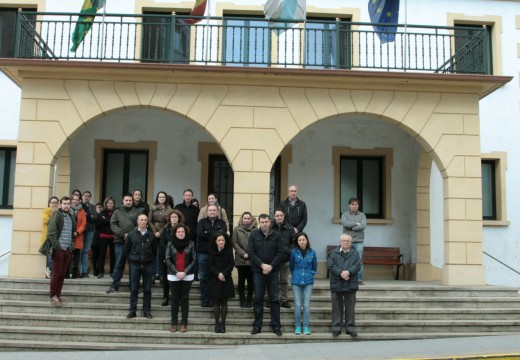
[9,144,55,277]
[416,151,442,281]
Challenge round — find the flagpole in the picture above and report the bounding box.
[403,0,408,71]
[204,0,210,64]
[100,1,107,60]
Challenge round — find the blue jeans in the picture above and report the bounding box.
[292,284,313,327]
[80,231,94,274]
[252,271,280,330]
[352,242,364,281]
[129,261,153,314]
[111,242,126,290]
[197,252,209,302]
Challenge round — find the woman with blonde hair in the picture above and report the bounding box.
[41,196,59,278]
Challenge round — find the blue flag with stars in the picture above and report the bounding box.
[368,0,400,44]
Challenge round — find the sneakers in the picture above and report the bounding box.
[294,326,301,335]
[50,295,63,307]
[45,267,51,279]
[303,327,311,335]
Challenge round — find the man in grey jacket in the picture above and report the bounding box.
[327,234,361,338]
[106,193,138,293]
[341,197,367,284]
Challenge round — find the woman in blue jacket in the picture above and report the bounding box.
[290,232,317,335]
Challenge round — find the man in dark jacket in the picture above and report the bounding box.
[327,234,362,338]
[47,196,76,307]
[174,189,200,242]
[197,204,227,307]
[107,193,138,293]
[248,213,285,336]
[279,185,307,234]
[271,209,295,308]
[124,214,156,319]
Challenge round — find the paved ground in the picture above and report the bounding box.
[2,334,520,359]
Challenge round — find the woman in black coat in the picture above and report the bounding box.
[208,231,235,333]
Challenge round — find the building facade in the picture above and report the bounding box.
[0,0,518,287]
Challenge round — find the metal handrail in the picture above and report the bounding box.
[484,251,520,277]
[0,250,11,259]
[13,11,491,74]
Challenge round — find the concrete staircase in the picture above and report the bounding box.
[0,277,519,350]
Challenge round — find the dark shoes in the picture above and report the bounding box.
[220,324,226,333]
[215,323,221,333]
[239,299,246,308]
[143,313,153,319]
[215,322,226,333]
[161,298,169,306]
[281,301,291,309]
[126,312,136,319]
[346,330,358,337]
[273,328,282,336]
[246,300,252,308]
[97,273,104,278]
[358,280,365,285]
[332,331,341,337]
[251,328,261,335]
[106,287,117,294]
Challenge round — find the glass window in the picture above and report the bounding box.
[102,150,148,201]
[305,19,351,69]
[0,147,16,209]
[141,11,190,63]
[0,7,36,58]
[340,156,383,218]
[481,160,496,220]
[223,15,270,67]
[453,24,492,75]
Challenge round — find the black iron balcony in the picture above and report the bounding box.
[13,11,492,75]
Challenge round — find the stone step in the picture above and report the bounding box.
[1,311,520,332]
[1,325,519,346]
[0,332,511,351]
[3,288,520,309]
[2,299,520,321]
[1,278,518,298]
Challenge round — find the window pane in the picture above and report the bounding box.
[481,161,495,219]
[0,151,5,203]
[8,151,15,205]
[105,153,124,199]
[224,18,269,66]
[340,158,357,213]
[128,153,148,200]
[362,159,380,214]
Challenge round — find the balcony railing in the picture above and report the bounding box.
[13,11,491,75]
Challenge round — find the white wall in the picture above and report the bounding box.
[69,108,213,205]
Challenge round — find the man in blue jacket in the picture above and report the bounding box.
[327,234,361,338]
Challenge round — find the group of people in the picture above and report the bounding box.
[40,185,368,338]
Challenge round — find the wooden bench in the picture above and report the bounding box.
[326,245,404,280]
[363,246,404,280]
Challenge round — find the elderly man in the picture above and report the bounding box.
[279,185,308,234]
[341,197,367,284]
[327,233,361,338]
[248,214,285,336]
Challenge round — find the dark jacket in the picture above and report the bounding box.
[271,221,295,262]
[174,202,200,241]
[110,206,138,243]
[327,246,361,292]
[159,224,176,261]
[96,209,114,237]
[133,201,150,216]
[165,240,197,276]
[47,209,76,250]
[279,198,308,232]
[208,244,235,299]
[247,229,285,273]
[197,217,227,253]
[83,203,97,232]
[124,228,156,265]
